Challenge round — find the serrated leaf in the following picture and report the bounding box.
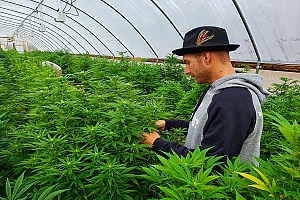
[158,186,182,200]
[266,113,298,146]
[141,166,163,183]
[279,163,300,179]
[12,171,25,199]
[15,182,35,199]
[249,184,271,193]
[252,167,270,184]
[6,178,11,199]
[38,185,55,200]
[172,162,190,180]
[236,172,266,187]
[43,189,69,200]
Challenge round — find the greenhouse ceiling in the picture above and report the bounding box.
[0,0,299,64]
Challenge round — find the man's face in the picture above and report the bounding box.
[183,53,209,84]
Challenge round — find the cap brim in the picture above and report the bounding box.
[172,44,240,56]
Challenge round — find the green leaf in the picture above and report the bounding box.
[43,189,69,200]
[172,162,190,180]
[236,172,271,193]
[17,197,27,200]
[156,154,172,169]
[119,193,133,200]
[249,184,271,193]
[32,194,37,200]
[6,178,11,199]
[266,113,299,146]
[279,163,300,179]
[14,182,35,200]
[158,185,184,200]
[194,167,218,186]
[252,167,270,185]
[12,171,25,199]
[76,180,84,189]
[141,167,163,183]
[235,190,246,200]
[37,185,55,200]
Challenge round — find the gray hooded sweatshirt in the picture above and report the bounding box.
[153,73,270,166]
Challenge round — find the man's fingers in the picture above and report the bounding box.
[155,120,166,131]
[142,133,150,137]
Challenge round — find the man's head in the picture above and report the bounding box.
[173,26,239,84]
[183,51,232,84]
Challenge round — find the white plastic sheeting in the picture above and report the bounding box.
[0,0,299,64]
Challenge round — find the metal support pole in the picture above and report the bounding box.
[232,0,261,74]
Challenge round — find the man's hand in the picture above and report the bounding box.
[142,131,161,146]
[156,120,166,131]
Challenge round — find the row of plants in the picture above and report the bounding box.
[0,49,299,199]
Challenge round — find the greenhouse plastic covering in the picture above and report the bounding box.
[0,0,299,64]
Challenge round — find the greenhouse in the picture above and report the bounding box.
[0,0,300,199]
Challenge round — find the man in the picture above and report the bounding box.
[142,26,270,165]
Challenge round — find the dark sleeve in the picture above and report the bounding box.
[165,120,189,130]
[201,87,256,159]
[152,119,190,156]
[152,138,191,157]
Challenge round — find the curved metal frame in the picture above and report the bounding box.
[0,12,62,50]
[27,34,51,51]
[101,0,159,61]
[2,0,87,53]
[0,28,48,51]
[1,0,184,59]
[2,7,85,53]
[60,0,134,58]
[0,24,54,50]
[0,7,76,52]
[31,0,111,56]
[0,0,272,66]
[232,0,261,73]
[0,17,58,51]
[150,0,183,40]
[56,1,116,56]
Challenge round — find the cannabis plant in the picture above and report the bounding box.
[0,171,68,200]
[237,113,300,199]
[141,147,227,199]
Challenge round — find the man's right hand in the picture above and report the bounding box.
[155,120,166,131]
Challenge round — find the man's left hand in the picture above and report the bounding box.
[142,131,161,146]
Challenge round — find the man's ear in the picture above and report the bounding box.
[201,51,211,64]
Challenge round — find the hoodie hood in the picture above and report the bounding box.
[210,73,270,104]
